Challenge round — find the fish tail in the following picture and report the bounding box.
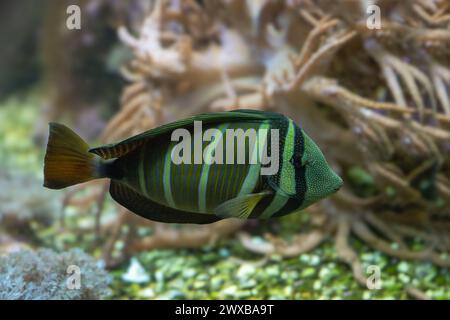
[44,123,101,189]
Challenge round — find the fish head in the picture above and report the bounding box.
[298,131,343,209]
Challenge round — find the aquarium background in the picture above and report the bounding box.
[0,0,449,300]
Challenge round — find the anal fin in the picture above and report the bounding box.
[110,181,221,224]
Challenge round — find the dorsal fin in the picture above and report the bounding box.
[89,140,145,159]
[90,110,281,159]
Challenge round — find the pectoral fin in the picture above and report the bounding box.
[214,191,272,219]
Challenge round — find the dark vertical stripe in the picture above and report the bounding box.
[294,125,307,206]
[249,194,274,218]
[272,197,301,217]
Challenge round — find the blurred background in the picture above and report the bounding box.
[0,0,449,299]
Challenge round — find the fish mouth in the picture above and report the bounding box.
[331,175,343,193]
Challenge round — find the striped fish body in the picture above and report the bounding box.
[119,121,269,214]
[44,110,343,224]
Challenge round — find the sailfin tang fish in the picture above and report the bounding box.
[44,110,342,224]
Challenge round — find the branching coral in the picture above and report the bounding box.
[100,208,244,267]
[60,0,450,295]
[0,248,111,299]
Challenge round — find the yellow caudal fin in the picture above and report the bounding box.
[44,123,99,189]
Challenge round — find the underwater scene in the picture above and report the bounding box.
[0,0,449,301]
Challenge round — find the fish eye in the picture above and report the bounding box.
[290,154,303,169]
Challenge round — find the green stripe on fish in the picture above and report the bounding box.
[239,122,269,196]
[138,145,147,196]
[279,119,296,196]
[163,142,176,209]
[198,124,229,212]
[260,192,289,219]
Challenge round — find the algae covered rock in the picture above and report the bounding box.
[0,248,111,300]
